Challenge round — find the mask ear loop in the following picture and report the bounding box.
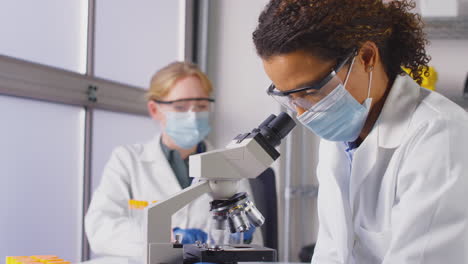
[367,66,373,99]
[343,56,356,87]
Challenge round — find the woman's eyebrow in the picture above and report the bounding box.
[292,79,319,90]
[292,66,334,90]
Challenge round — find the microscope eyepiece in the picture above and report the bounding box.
[234,112,295,150]
[233,112,296,161]
[259,112,296,148]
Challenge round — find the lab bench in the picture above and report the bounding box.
[81,257,302,264]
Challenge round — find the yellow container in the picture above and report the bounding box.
[128,200,158,209]
[6,255,68,264]
[6,256,38,264]
[31,256,61,263]
[128,200,149,210]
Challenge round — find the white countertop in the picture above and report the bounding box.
[80,256,302,264]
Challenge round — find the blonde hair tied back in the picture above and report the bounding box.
[146,61,213,101]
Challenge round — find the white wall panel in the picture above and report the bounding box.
[0,95,85,262]
[0,0,88,73]
[207,0,280,148]
[426,39,468,108]
[94,0,183,88]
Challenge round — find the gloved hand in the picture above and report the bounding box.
[230,225,256,244]
[173,227,208,244]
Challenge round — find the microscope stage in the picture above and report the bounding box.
[183,244,277,264]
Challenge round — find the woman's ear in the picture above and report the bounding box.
[358,41,379,73]
[147,101,162,121]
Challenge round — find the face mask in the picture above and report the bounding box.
[164,111,211,149]
[297,58,373,142]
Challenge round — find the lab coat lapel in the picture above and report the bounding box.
[377,75,421,149]
[139,135,215,195]
[329,142,356,259]
[140,135,182,194]
[349,74,420,214]
[349,127,378,214]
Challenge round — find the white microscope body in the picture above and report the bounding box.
[143,112,295,264]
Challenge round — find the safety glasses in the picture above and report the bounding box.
[266,51,356,113]
[153,97,215,112]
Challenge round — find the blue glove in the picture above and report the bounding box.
[173,227,208,244]
[230,225,256,244]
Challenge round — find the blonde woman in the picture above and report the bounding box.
[85,62,261,257]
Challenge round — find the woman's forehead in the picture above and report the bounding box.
[263,51,334,92]
[164,76,209,100]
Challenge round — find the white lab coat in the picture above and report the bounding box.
[85,135,262,257]
[312,74,468,264]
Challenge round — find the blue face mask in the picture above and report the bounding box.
[164,111,211,149]
[297,59,373,142]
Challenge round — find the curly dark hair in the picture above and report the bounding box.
[252,0,431,84]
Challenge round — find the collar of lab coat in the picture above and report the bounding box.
[139,134,213,162]
[347,74,421,217]
[376,74,420,149]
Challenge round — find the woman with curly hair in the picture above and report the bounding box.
[253,0,468,263]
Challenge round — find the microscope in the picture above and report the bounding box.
[143,112,296,264]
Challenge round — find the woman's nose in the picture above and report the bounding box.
[296,106,306,116]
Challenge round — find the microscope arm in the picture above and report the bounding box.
[144,180,212,245]
[144,112,296,264]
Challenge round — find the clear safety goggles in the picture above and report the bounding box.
[266,51,356,113]
[153,97,215,112]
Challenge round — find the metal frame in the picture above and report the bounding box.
[0,54,148,115]
[184,0,194,62]
[190,0,210,71]
[422,0,468,39]
[82,110,93,261]
[81,0,96,260]
[184,0,210,68]
[282,125,293,262]
[424,17,468,39]
[0,0,195,261]
[279,113,320,262]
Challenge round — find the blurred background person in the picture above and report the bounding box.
[85,61,261,257]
